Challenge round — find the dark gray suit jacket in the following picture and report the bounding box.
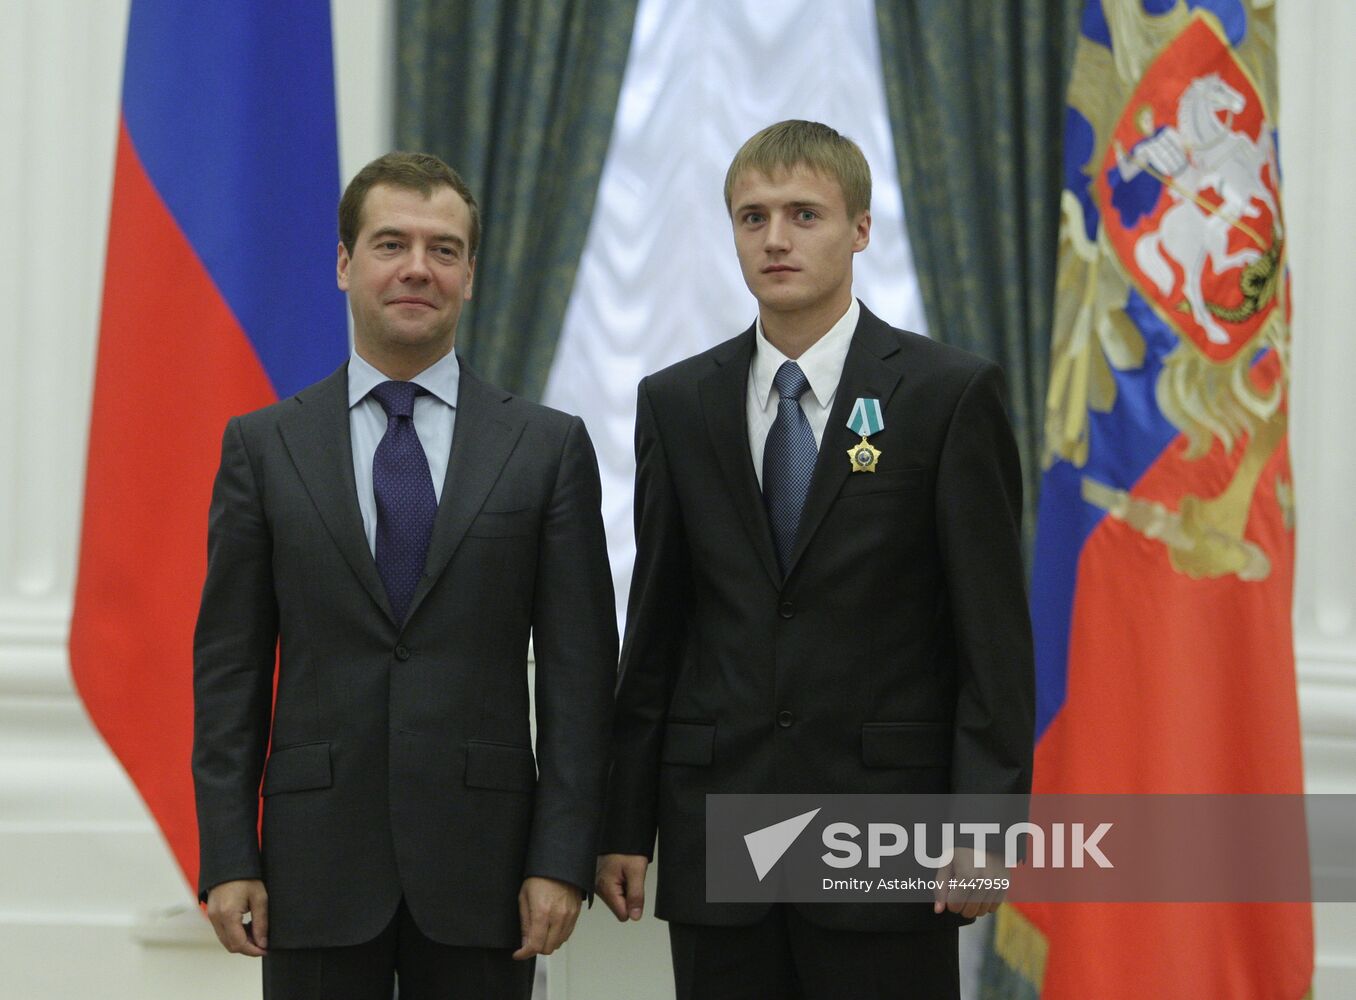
[192,360,616,950]
[600,304,1034,932]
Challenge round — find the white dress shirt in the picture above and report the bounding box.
[746,298,860,488]
[348,350,459,556]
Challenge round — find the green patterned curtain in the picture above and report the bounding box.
[396,0,639,398]
[874,1,1081,553]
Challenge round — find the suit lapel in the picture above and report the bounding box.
[277,363,395,622]
[404,361,524,623]
[784,306,904,577]
[699,327,782,589]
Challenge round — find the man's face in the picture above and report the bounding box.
[729,165,870,319]
[337,183,476,368]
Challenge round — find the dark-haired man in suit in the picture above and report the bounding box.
[193,151,616,999]
[596,120,1034,999]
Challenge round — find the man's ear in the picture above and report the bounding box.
[852,210,872,254]
[336,241,351,291]
[464,255,476,300]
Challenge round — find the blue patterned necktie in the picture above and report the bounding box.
[763,361,816,576]
[370,380,437,623]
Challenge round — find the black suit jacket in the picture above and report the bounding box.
[192,360,616,950]
[600,304,1034,932]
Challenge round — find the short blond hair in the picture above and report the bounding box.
[723,120,871,219]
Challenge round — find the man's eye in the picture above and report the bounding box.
[743,213,764,225]
[433,246,457,258]
[380,241,402,251]
[797,210,817,222]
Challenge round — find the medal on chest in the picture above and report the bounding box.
[846,397,884,473]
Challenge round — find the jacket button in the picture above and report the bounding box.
[779,601,795,619]
[777,710,794,728]
[394,644,411,661]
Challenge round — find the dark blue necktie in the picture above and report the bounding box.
[762,361,816,576]
[370,380,437,623]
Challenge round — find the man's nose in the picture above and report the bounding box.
[763,216,791,252]
[399,248,432,281]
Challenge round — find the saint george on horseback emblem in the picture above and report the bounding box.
[1044,8,1293,584]
[1099,17,1282,362]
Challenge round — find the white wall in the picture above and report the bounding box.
[0,1,1350,997]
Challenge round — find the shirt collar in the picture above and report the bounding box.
[751,297,860,409]
[348,349,461,410]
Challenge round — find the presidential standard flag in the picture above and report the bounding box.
[989,1,1312,996]
[69,0,347,890]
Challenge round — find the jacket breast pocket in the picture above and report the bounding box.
[466,507,536,538]
[861,722,950,768]
[661,720,715,766]
[838,467,927,498]
[465,740,537,791]
[262,742,333,796]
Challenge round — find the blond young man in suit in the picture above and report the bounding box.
[596,121,1034,1000]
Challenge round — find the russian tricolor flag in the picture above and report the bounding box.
[70,1,347,891]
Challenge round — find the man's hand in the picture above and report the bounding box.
[932,848,1008,920]
[594,853,648,922]
[513,876,582,960]
[206,879,269,956]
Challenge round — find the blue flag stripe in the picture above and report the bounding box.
[121,0,346,398]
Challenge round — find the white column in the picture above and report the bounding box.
[1283,0,1356,780]
[1279,0,1356,991]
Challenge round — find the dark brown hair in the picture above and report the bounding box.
[338,151,480,257]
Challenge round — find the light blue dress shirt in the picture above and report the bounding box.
[347,350,459,556]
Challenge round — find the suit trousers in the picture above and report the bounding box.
[668,905,959,1000]
[262,898,535,1000]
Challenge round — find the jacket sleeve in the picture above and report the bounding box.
[191,416,279,900]
[523,415,619,891]
[598,378,692,857]
[935,363,1035,796]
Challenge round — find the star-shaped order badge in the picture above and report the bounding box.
[846,397,883,472]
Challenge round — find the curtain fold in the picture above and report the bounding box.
[874,1,1081,553]
[396,0,639,398]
